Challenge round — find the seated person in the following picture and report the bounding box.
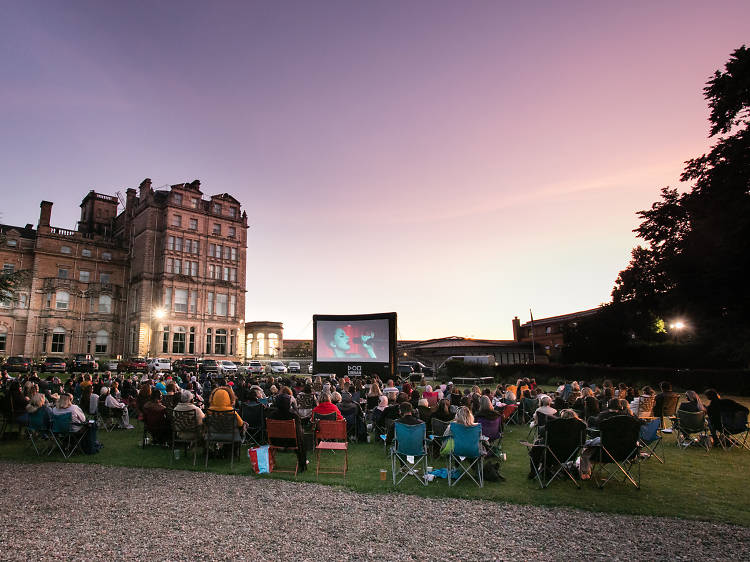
[573,387,600,421]
[653,381,679,420]
[142,392,171,444]
[704,388,749,440]
[173,390,205,440]
[527,409,586,479]
[531,395,557,428]
[475,395,501,422]
[678,390,706,413]
[579,409,640,479]
[630,386,655,417]
[25,392,54,427]
[589,398,632,428]
[51,393,87,431]
[311,391,343,421]
[386,401,424,446]
[266,394,306,472]
[432,398,454,423]
[416,398,432,427]
[371,395,390,429]
[207,386,244,427]
[100,386,134,429]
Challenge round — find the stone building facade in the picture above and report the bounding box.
[0,178,247,361]
[245,321,283,358]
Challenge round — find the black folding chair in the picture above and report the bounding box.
[524,417,586,489]
[591,415,643,489]
[716,409,750,451]
[240,402,266,447]
[171,409,202,466]
[674,410,711,452]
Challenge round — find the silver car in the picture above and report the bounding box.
[217,360,238,375]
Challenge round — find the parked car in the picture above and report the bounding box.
[399,360,434,377]
[396,363,414,377]
[200,359,219,376]
[148,357,172,373]
[4,356,32,373]
[41,357,67,373]
[173,358,199,375]
[239,360,264,375]
[287,361,301,373]
[105,360,119,371]
[267,360,287,374]
[70,354,97,373]
[118,357,148,373]
[217,360,238,376]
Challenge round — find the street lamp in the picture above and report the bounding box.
[153,307,166,320]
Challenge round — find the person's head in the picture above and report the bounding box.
[479,395,493,412]
[319,391,331,404]
[369,382,381,396]
[581,387,593,398]
[30,393,46,408]
[438,398,451,413]
[704,388,719,402]
[180,390,194,403]
[56,393,72,409]
[607,398,623,411]
[642,386,654,396]
[418,398,429,408]
[276,393,292,413]
[149,390,163,402]
[378,395,388,409]
[424,384,432,393]
[660,381,672,392]
[329,327,351,355]
[559,409,580,420]
[99,386,110,397]
[540,395,552,407]
[455,406,474,426]
[471,385,480,395]
[399,402,413,417]
[396,392,410,404]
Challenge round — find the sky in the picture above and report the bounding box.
[1,1,748,341]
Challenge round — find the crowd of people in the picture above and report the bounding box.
[1,369,747,479]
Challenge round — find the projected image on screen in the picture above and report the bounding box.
[316,319,390,363]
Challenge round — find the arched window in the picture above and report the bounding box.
[55,291,70,310]
[205,328,212,355]
[51,327,66,353]
[215,329,227,355]
[95,330,108,354]
[172,326,186,354]
[246,333,254,357]
[268,333,279,357]
[257,333,265,356]
[98,295,112,314]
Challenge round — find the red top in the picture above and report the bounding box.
[312,401,343,421]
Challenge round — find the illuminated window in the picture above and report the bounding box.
[95,330,108,354]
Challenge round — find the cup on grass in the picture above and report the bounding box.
[380,469,387,481]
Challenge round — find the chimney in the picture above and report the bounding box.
[139,178,152,201]
[39,201,53,232]
[126,188,137,213]
[512,316,521,342]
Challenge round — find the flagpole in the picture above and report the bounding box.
[529,308,536,364]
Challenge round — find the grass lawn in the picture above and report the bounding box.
[3,406,749,528]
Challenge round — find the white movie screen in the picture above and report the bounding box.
[316,319,390,363]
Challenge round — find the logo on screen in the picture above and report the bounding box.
[347,365,362,375]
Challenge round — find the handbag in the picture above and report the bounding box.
[440,437,454,456]
[248,445,274,474]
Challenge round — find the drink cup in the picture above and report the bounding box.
[426,466,433,474]
[379,469,387,481]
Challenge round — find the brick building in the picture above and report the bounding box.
[512,308,600,356]
[0,178,247,361]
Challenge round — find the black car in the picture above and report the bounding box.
[70,354,97,373]
[174,358,199,375]
[200,359,218,375]
[41,357,68,373]
[4,356,32,373]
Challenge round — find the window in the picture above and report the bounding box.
[51,328,65,353]
[230,329,236,355]
[58,267,69,279]
[223,266,230,281]
[229,207,237,218]
[208,244,215,258]
[229,294,236,317]
[230,268,237,282]
[173,193,183,205]
[191,198,200,209]
[3,263,14,274]
[6,239,17,247]
[246,333,253,356]
[0,331,6,352]
[269,333,279,357]
[98,295,112,314]
[95,330,108,354]
[19,294,27,308]
[545,326,552,335]
[213,203,222,215]
[61,245,71,254]
[207,292,213,315]
[174,289,188,313]
[55,290,70,310]
[208,265,215,279]
[165,258,173,273]
[172,326,186,354]
[205,328,212,354]
[102,252,112,261]
[216,245,222,259]
[257,333,265,355]
[190,261,198,277]
[215,329,227,355]
[174,237,183,252]
[164,287,172,310]
[174,259,181,274]
[100,272,111,283]
[46,292,52,308]
[82,248,92,257]
[189,290,197,313]
[213,224,221,235]
[189,327,195,354]
[231,247,237,261]
[162,326,170,353]
[189,218,198,230]
[223,246,230,260]
[79,270,90,283]
[173,214,182,227]
[167,236,175,251]
[215,293,227,316]
[0,291,10,308]
[228,226,236,238]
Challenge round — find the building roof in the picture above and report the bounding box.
[0,223,37,239]
[521,307,600,327]
[398,336,521,350]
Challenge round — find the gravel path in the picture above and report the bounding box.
[0,461,747,561]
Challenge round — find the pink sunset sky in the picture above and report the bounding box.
[1,1,748,340]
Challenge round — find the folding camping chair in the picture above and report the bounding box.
[428,418,451,458]
[97,405,122,432]
[315,419,348,477]
[501,403,519,428]
[204,410,242,469]
[674,410,711,452]
[25,408,52,456]
[639,417,664,463]
[524,416,586,489]
[658,394,679,432]
[448,422,484,487]
[477,414,504,460]
[49,412,88,460]
[520,398,539,425]
[171,409,202,466]
[390,421,428,486]
[266,418,300,476]
[591,414,643,489]
[716,409,750,451]
[240,402,266,447]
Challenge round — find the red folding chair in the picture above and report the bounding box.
[315,419,348,477]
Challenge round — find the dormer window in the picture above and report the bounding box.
[213,203,222,215]
[228,207,237,218]
[173,193,183,205]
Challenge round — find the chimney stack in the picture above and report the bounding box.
[139,178,152,201]
[38,201,53,232]
[512,316,521,342]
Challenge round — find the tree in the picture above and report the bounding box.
[611,45,750,364]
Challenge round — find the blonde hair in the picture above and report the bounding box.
[56,393,72,409]
[454,406,475,427]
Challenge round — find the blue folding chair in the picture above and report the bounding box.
[448,422,483,487]
[25,408,52,456]
[639,418,664,463]
[50,413,87,460]
[390,421,428,486]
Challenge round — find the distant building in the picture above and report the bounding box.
[245,321,283,358]
[0,178,248,361]
[512,308,600,357]
[398,336,543,367]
